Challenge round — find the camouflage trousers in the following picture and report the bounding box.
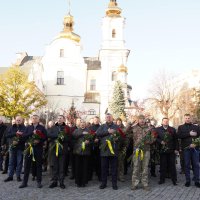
[132,150,150,187]
[118,151,126,181]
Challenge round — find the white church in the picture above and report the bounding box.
[14,0,133,119]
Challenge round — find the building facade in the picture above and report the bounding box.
[12,0,133,120]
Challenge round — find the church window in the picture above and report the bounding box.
[60,49,64,57]
[112,71,117,81]
[57,71,64,85]
[90,79,96,90]
[112,29,116,38]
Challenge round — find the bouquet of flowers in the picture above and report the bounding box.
[185,137,200,149]
[100,129,123,155]
[81,130,95,152]
[24,130,45,161]
[134,130,157,160]
[9,131,23,150]
[160,130,172,153]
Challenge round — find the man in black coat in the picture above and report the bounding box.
[19,115,47,188]
[156,117,178,185]
[89,116,101,181]
[96,113,120,190]
[177,113,200,188]
[0,118,7,171]
[48,115,71,189]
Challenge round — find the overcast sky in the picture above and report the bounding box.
[0,0,200,99]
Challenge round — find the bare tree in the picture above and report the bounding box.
[145,70,179,120]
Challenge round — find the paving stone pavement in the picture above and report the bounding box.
[0,166,200,200]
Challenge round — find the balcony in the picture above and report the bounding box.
[84,92,100,103]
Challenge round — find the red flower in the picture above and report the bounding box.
[167,128,173,135]
[65,126,71,135]
[117,128,125,138]
[36,130,45,139]
[152,130,158,138]
[89,130,96,136]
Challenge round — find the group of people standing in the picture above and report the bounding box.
[0,113,200,191]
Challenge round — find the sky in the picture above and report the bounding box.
[0,0,200,100]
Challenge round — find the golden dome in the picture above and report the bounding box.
[56,31,80,43]
[118,64,128,73]
[106,0,121,17]
[55,13,80,43]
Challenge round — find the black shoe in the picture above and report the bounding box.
[195,182,200,188]
[99,184,107,189]
[49,182,57,188]
[158,180,165,184]
[69,175,74,180]
[19,183,27,188]
[17,177,22,182]
[2,171,7,174]
[185,182,190,187]
[112,185,118,190]
[172,180,177,185]
[4,177,13,182]
[37,182,43,188]
[60,182,66,189]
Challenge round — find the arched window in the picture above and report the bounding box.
[112,29,116,38]
[112,71,117,81]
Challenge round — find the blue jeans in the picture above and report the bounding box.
[8,149,23,178]
[184,148,200,182]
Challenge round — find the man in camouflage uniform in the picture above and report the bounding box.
[128,115,153,191]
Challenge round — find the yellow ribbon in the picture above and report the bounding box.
[29,143,35,162]
[135,148,144,160]
[82,141,86,151]
[106,140,115,155]
[56,142,59,157]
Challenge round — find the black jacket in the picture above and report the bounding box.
[156,125,178,153]
[48,122,71,154]
[6,124,26,151]
[24,124,47,148]
[0,123,7,143]
[177,123,200,149]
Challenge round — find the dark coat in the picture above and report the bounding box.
[156,125,178,153]
[0,123,7,142]
[24,124,47,148]
[72,127,92,156]
[177,123,200,149]
[47,122,71,155]
[96,122,120,157]
[6,124,26,151]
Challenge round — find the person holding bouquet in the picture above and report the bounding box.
[177,113,200,188]
[96,113,122,190]
[19,115,47,188]
[72,119,93,187]
[48,115,71,189]
[128,115,155,191]
[88,116,101,181]
[4,116,26,182]
[156,117,178,185]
